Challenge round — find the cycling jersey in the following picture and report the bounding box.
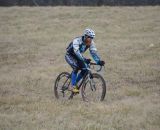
[66,36,100,64]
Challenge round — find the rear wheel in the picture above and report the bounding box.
[81,73,106,102]
[54,72,72,100]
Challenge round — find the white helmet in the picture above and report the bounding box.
[84,28,95,39]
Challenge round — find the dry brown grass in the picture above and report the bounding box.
[0,6,160,130]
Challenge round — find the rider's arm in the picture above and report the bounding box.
[73,38,85,62]
[89,43,101,64]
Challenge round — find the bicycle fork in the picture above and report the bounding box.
[85,74,96,91]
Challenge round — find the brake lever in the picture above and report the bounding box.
[97,65,102,72]
[89,62,105,72]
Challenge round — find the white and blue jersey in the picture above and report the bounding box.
[66,36,100,65]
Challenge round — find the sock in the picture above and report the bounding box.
[71,71,77,86]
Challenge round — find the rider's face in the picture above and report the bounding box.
[85,37,92,46]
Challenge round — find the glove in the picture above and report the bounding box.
[85,58,91,64]
[98,60,105,66]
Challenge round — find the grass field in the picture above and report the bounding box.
[0,6,160,130]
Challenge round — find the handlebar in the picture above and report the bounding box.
[89,62,103,72]
[81,62,104,72]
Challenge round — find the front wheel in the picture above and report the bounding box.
[81,73,106,102]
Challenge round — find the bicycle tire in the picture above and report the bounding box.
[81,73,106,102]
[54,72,71,99]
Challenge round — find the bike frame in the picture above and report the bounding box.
[68,63,102,99]
[78,62,102,88]
[61,67,91,92]
[67,62,102,90]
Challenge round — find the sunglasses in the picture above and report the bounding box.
[87,36,94,39]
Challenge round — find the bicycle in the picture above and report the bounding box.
[54,62,106,102]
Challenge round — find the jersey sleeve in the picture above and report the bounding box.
[89,42,100,64]
[73,38,85,62]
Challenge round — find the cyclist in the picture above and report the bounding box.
[65,28,105,93]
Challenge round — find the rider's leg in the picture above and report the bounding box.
[76,70,86,83]
[70,69,79,93]
[65,54,79,93]
[70,69,80,93]
[71,69,78,86]
[76,59,88,84]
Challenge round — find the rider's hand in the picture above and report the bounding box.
[85,58,91,64]
[98,60,105,66]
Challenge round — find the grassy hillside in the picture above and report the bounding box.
[0,6,160,130]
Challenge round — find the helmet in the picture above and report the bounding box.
[84,28,95,39]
